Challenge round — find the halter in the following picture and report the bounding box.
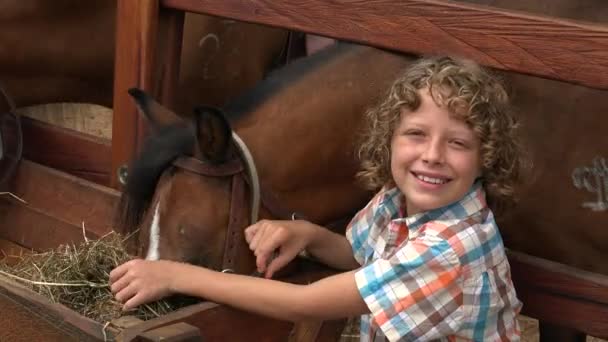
[171,132,262,274]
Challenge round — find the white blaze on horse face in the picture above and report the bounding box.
[145,201,161,261]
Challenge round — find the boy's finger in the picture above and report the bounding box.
[115,282,138,303]
[265,253,292,279]
[110,274,131,294]
[248,226,266,251]
[256,251,269,272]
[244,224,259,243]
[256,228,284,256]
[109,263,129,283]
[123,293,144,311]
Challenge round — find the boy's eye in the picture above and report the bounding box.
[404,130,424,136]
[450,139,469,148]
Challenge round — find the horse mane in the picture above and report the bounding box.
[223,42,353,119]
[115,42,353,234]
[116,124,194,234]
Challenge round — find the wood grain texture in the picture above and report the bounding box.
[509,251,608,338]
[20,117,111,185]
[112,0,160,188]
[0,276,114,341]
[8,160,119,237]
[158,9,185,111]
[162,0,608,90]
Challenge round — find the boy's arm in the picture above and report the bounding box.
[245,220,360,277]
[305,224,360,270]
[112,260,369,321]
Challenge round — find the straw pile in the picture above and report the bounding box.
[0,231,197,323]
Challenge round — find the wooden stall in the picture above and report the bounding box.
[0,0,607,341]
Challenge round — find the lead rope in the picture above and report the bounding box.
[231,132,260,224]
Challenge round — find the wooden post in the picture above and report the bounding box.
[158,8,185,110]
[112,0,160,188]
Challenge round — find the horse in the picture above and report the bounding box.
[0,0,293,112]
[115,43,410,273]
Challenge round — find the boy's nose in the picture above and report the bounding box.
[421,140,445,164]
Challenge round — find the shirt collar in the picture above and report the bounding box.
[384,180,487,232]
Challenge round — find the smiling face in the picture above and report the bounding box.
[390,89,482,215]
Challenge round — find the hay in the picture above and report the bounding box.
[0,231,197,323]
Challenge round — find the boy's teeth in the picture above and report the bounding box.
[416,174,447,184]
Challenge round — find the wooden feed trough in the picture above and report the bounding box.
[0,162,343,341]
[1,0,608,341]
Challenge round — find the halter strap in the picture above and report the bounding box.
[171,132,262,274]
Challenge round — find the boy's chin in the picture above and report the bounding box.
[408,195,454,214]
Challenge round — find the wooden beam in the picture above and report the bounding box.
[8,160,119,237]
[0,160,119,252]
[21,117,111,186]
[112,0,160,188]
[0,276,114,341]
[162,0,608,90]
[158,9,185,110]
[508,250,608,338]
[2,117,111,186]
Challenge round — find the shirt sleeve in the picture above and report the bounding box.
[345,214,369,265]
[345,188,389,265]
[354,229,464,341]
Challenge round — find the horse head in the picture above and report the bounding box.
[116,88,257,274]
[115,44,409,275]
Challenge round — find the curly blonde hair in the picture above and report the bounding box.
[357,56,526,207]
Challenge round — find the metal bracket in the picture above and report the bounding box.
[117,164,129,186]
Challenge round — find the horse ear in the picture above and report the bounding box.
[128,88,182,128]
[193,106,232,163]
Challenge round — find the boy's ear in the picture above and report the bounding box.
[193,106,232,163]
[128,88,183,128]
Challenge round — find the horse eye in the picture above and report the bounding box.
[179,226,187,235]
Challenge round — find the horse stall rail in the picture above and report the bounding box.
[0,0,607,341]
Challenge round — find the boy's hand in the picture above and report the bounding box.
[245,219,315,278]
[109,259,178,311]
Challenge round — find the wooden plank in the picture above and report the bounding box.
[0,159,119,251]
[8,160,119,237]
[508,250,608,338]
[135,322,201,341]
[119,261,338,341]
[162,0,608,90]
[518,289,608,339]
[158,8,185,110]
[3,117,111,186]
[0,276,113,341]
[112,0,160,188]
[508,250,608,304]
[118,298,293,341]
[0,201,95,252]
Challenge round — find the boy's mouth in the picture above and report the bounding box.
[411,171,451,185]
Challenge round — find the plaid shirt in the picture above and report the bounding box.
[346,182,522,341]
